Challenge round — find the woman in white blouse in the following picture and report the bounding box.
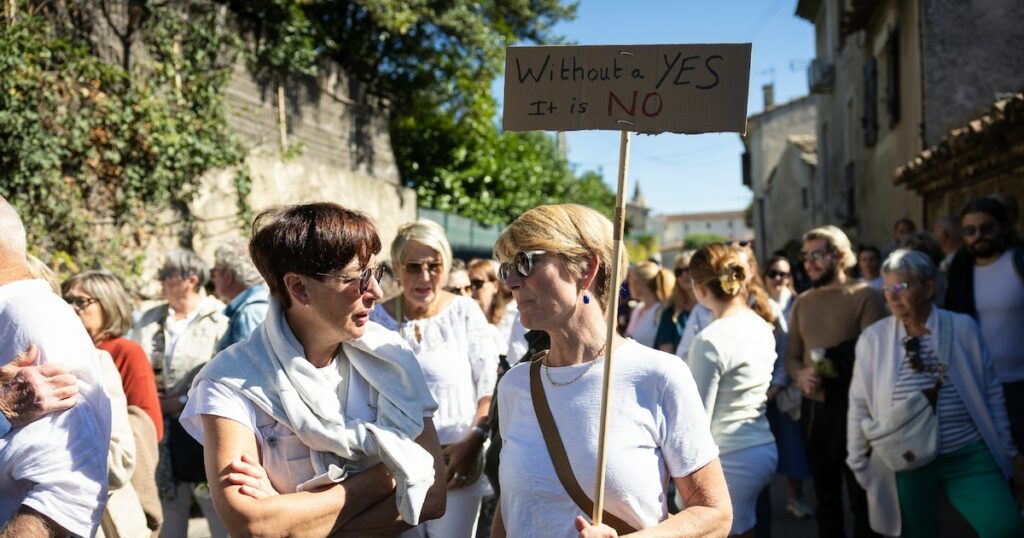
[373,219,500,537]
[686,243,778,538]
[848,249,1021,537]
[492,204,731,538]
[625,261,674,349]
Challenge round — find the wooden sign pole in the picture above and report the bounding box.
[592,128,631,525]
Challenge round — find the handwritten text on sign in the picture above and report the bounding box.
[503,44,752,134]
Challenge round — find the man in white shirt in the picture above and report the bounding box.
[945,196,1024,453]
[0,196,112,537]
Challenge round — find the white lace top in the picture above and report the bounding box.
[370,296,499,445]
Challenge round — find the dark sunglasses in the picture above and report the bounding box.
[799,249,832,263]
[961,222,997,237]
[766,270,790,280]
[725,240,751,248]
[65,296,98,311]
[157,269,181,281]
[498,250,547,281]
[403,261,444,276]
[470,278,488,290]
[903,335,924,373]
[674,267,690,278]
[445,284,473,295]
[318,264,385,294]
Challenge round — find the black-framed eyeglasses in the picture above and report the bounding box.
[65,296,99,312]
[498,250,547,281]
[799,249,832,263]
[318,264,385,294]
[725,240,751,248]
[470,278,487,290]
[766,270,790,280]
[674,267,690,278]
[403,260,444,276]
[961,222,997,237]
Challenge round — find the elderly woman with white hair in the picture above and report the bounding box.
[210,237,269,351]
[372,219,500,537]
[848,249,1022,538]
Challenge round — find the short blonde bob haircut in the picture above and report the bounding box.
[61,270,134,341]
[803,224,857,270]
[494,203,628,310]
[631,261,675,303]
[391,219,454,284]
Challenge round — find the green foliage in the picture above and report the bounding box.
[626,233,659,263]
[0,6,248,283]
[684,233,728,249]
[225,0,607,225]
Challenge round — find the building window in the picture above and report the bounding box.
[802,188,809,209]
[863,57,878,147]
[886,26,901,127]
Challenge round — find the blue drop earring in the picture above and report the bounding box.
[583,293,591,305]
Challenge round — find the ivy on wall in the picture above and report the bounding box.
[0,3,249,285]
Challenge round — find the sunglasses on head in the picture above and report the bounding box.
[961,222,997,237]
[799,249,832,263]
[766,270,790,279]
[498,250,547,281]
[674,267,690,278]
[403,260,444,276]
[318,264,385,294]
[881,281,910,296]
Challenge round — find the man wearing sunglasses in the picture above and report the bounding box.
[786,225,887,538]
[945,196,1024,466]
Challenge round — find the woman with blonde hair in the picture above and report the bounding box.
[492,203,731,537]
[625,261,674,349]
[687,243,777,538]
[372,219,500,537]
[655,252,697,353]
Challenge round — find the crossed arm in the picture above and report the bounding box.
[202,414,446,537]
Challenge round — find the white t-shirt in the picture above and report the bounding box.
[370,296,498,445]
[497,340,718,536]
[625,301,662,349]
[974,248,1024,382]
[687,310,776,455]
[0,279,112,537]
[180,356,377,495]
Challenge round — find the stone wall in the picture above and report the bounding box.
[921,0,1024,146]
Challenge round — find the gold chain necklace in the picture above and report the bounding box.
[542,344,606,387]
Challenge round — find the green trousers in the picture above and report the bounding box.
[896,440,1023,538]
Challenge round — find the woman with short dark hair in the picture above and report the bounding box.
[180,202,446,536]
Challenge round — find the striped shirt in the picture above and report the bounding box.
[892,335,982,454]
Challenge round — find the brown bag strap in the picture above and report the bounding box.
[530,357,638,534]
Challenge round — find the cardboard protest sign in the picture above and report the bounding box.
[503,44,751,134]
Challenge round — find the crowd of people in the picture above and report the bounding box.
[0,190,1022,538]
